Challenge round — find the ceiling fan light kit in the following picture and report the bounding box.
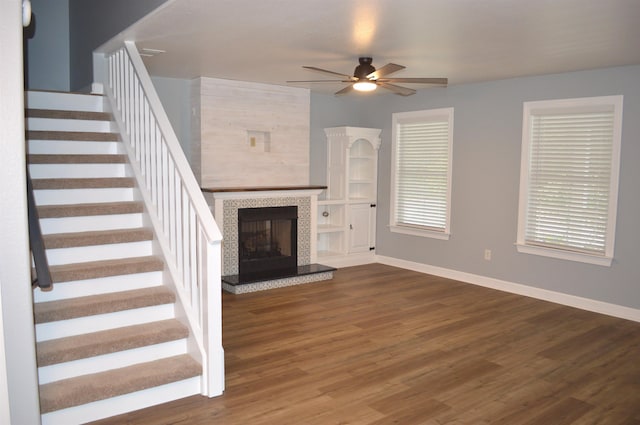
[287,56,448,96]
[353,81,377,92]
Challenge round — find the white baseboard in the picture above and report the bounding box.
[375,255,640,323]
[319,252,375,269]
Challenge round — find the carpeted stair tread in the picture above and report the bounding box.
[43,228,154,249]
[28,154,128,164]
[49,256,164,283]
[37,201,144,218]
[31,177,136,189]
[39,354,201,413]
[34,286,175,324]
[26,108,113,121]
[27,130,120,141]
[37,319,188,367]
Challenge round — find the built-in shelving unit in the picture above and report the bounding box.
[317,202,345,258]
[317,127,381,267]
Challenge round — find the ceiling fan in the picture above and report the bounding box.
[287,57,447,96]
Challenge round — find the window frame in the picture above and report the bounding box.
[390,107,454,240]
[516,95,623,266]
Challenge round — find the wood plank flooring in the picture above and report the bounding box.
[90,264,640,424]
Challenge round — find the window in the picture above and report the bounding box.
[390,108,453,239]
[517,96,623,266]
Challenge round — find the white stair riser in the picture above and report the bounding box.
[40,213,144,234]
[36,303,175,342]
[29,163,130,179]
[27,117,114,132]
[28,140,124,155]
[35,188,137,205]
[26,91,106,112]
[38,339,188,384]
[40,377,201,425]
[45,240,153,265]
[33,272,164,302]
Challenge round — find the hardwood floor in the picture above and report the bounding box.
[91,264,640,424]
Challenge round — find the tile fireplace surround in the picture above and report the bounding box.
[203,186,335,294]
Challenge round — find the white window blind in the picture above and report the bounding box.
[517,96,623,266]
[391,108,453,238]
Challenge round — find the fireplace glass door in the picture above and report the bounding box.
[238,206,298,281]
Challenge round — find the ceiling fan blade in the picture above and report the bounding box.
[378,82,416,96]
[367,63,405,80]
[335,84,355,96]
[287,79,352,83]
[303,66,355,80]
[378,77,448,86]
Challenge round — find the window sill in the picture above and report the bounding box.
[516,243,612,267]
[390,225,450,240]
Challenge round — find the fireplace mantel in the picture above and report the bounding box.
[202,186,326,203]
[202,185,326,193]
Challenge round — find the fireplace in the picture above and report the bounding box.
[204,186,336,293]
[238,206,298,282]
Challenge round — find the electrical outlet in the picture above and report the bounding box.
[484,249,492,261]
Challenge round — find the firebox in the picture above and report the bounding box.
[237,206,298,282]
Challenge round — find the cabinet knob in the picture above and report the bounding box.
[350,224,353,230]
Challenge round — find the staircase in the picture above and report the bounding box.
[27,90,204,425]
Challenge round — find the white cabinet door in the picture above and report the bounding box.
[349,203,373,253]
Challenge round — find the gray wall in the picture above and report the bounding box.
[309,93,368,186]
[151,76,192,163]
[25,0,166,91]
[353,65,640,310]
[68,0,167,90]
[26,0,70,90]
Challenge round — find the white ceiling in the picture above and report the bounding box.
[105,0,640,95]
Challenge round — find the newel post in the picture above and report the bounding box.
[202,237,225,396]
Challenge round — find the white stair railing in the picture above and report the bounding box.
[95,40,224,397]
